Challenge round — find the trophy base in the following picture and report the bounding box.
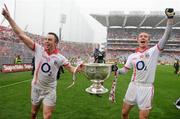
[85,83,108,94]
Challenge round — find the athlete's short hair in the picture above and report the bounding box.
[138,32,150,41]
[48,32,59,44]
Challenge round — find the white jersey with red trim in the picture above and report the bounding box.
[125,45,161,84]
[32,43,69,90]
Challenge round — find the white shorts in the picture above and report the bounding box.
[123,82,154,110]
[31,86,56,106]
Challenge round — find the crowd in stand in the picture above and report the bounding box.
[107,28,180,64]
[108,28,180,40]
[58,41,94,61]
[1,25,179,66]
[0,25,20,43]
[0,25,96,67]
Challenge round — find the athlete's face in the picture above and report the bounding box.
[44,34,57,52]
[137,32,150,49]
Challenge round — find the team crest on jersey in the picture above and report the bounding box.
[42,54,47,59]
[140,55,144,59]
[54,61,58,66]
[132,57,137,60]
[145,53,150,58]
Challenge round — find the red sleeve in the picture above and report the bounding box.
[32,43,36,51]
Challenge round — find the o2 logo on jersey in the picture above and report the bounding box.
[136,61,147,70]
[41,63,51,73]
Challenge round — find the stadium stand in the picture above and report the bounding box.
[0,25,97,71]
[91,11,180,64]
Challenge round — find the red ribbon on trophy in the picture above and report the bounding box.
[109,71,118,103]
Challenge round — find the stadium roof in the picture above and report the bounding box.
[91,11,180,29]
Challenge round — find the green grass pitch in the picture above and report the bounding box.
[0,65,179,119]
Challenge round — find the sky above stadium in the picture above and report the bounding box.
[0,0,180,43]
[74,0,180,14]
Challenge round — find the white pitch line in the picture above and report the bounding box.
[0,79,31,89]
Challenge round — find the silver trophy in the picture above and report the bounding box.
[84,63,112,94]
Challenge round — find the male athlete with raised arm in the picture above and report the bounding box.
[118,9,175,119]
[2,4,83,119]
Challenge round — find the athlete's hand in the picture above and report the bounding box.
[75,62,85,73]
[165,8,175,19]
[2,4,11,20]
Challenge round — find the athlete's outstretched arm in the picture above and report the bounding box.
[158,8,175,50]
[2,4,34,50]
[64,64,76,73]
[64,63,84,74]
